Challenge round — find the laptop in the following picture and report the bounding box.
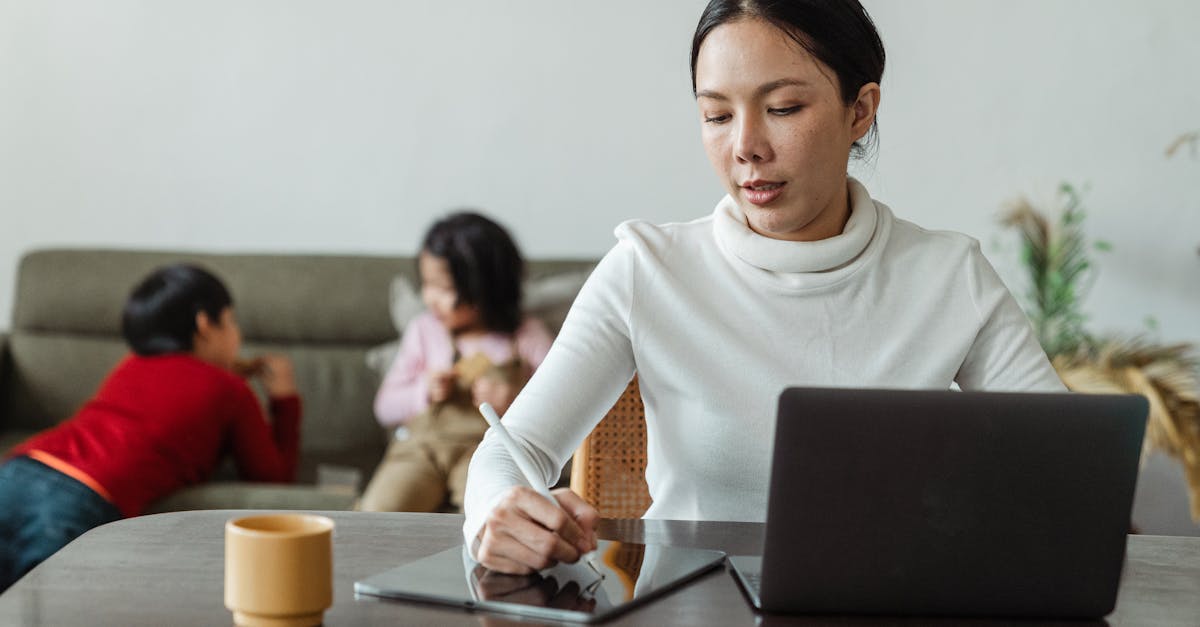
[728,387,1148,619]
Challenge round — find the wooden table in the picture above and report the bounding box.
[0,511,1196,626]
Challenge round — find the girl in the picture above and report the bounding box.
[361,212,554,512]
[463,0,1066,575]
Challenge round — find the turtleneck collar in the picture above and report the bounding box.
[712,177,880,275]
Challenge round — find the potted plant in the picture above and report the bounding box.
[1001,183,1200,520]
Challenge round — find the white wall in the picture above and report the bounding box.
[2,0,1197,348]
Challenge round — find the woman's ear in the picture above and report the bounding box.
[850,82,881,142]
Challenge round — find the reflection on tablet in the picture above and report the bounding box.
[603,540,643,597]
[469,541,656,613]
[354,540,726,623]
[470,564,603,613]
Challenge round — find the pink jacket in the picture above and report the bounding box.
[373,312,554,427]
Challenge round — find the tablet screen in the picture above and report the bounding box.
[355,540,725,623]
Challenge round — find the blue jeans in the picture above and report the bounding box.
[0,456,122,592]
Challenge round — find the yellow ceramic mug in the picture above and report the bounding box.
[224,514,335,627]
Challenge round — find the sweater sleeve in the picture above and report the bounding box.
[956,242,1066,392]
[462,238,639,552]
[229,388,301,482]
[373,316,432,428]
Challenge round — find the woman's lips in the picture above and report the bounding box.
[742,181,786,206]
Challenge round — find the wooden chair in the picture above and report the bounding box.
[569,377,653,518]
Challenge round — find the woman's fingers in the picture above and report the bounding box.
[476,528,540,575]
[552,488,600,551]
[499,490,583,560]
[512,487,593,554]
[478,523,571,574]
[479,486,594,573]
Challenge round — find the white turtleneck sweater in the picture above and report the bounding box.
[462,179,1064,546]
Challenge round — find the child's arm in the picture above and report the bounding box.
[470,319,557,416]
[228,383,301,482]
[373,316,437,427]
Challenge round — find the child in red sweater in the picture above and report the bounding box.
[0,264,301,591]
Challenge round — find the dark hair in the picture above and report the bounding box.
[421,211,525,334]
[121,264,233,355]
[690,0,886,157]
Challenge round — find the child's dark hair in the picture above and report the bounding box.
[422,212,525,334]
[121,264,233,355]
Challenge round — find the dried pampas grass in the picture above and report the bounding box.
[1054,338,1200,520]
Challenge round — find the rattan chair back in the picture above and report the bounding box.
[569,377,652,518]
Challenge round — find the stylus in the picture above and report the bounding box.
[478,402,603,577]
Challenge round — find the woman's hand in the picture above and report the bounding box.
[427,370,456,403]
[475,486,599,575]
[256,354,298,398]
[472,375,518,416]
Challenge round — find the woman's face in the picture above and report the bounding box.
[695,18,879,242]
[419,251,482,334]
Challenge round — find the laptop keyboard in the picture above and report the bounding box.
[740,571,762,593]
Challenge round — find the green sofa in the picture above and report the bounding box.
[0,248,593,512]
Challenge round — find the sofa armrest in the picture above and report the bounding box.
[143,483,357,514]
[0,332,9,426]
[0,332,9,383]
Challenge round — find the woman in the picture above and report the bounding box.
[463,0,1064,575]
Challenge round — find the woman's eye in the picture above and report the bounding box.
[704,113,731,124]
[768,105,802,116]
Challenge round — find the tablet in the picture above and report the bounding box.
[354,540,726,623]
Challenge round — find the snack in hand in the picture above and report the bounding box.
[232,357,265,378]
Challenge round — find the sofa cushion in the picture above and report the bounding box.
[0,332,127,432]
[0,430,35,456]
[523,269,593,336]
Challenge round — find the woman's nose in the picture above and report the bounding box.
[733,115,773,164]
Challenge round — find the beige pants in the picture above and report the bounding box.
[360,356,526,513]
[358,436,478,512]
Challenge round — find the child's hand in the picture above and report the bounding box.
[472,375,518,416]
[428,370,456,404]
[256,354,298,398]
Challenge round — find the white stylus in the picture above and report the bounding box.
[478,402,602,576]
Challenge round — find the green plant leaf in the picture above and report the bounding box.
[998,181,1110,358]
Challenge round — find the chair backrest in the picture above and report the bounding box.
[569,377,652,518]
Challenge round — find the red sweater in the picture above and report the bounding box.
[11,353,301,517]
